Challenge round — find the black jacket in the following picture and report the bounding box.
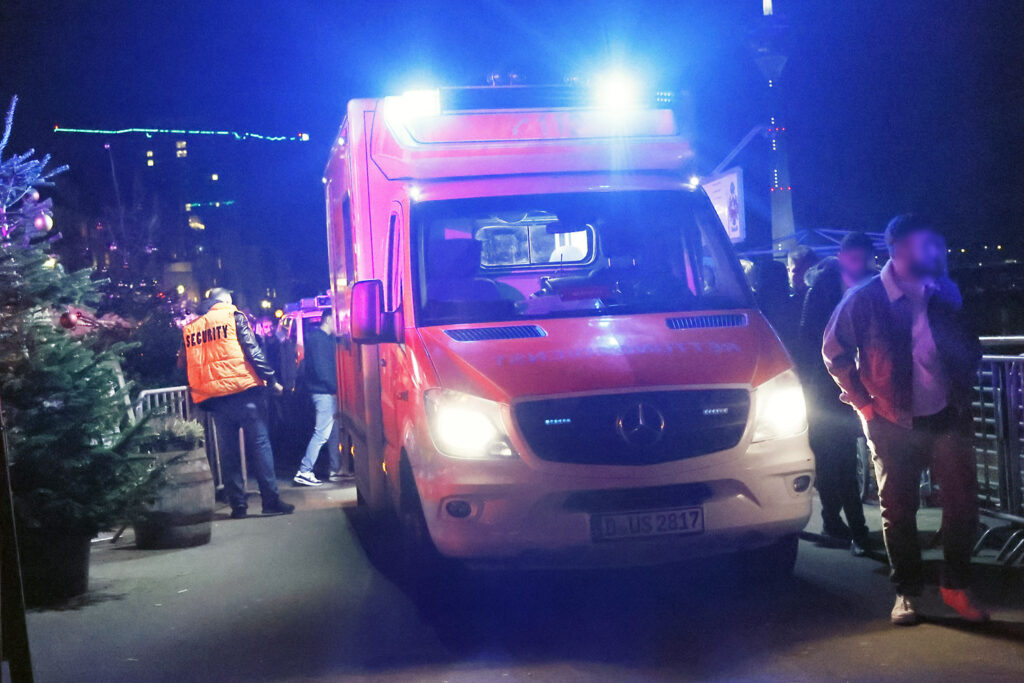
[798,258,847,412]
[301,327,337,395]
[234,311,276,383]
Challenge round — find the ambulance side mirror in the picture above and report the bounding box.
[350,280,396,344]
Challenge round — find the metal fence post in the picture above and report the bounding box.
[993,361,1011,512]
[1006,360,1023,518]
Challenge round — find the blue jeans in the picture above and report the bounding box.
[208,388,281,511]
[299,393,340,474]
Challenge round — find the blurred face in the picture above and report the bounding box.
[892,229,946,279]
[837,247,872,285]
[788,259,811,293]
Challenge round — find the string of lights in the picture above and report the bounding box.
[184,200,236,210]
[53,126,310,142]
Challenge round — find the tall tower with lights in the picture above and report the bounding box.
[751,0,795,249]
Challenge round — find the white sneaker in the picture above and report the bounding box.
[891,594,919,626]
[293,471,323,487]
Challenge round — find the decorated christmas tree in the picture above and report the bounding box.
[0,96,159,544]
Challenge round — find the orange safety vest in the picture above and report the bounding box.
[183,303,264,403]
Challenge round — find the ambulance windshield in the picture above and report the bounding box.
[414,190,751,326]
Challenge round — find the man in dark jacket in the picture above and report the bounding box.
[799,232,876,553]
[823,215,985,626]
[753,258,802,353]
[293,312,347,486]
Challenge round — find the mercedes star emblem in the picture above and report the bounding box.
[616,402,666,447]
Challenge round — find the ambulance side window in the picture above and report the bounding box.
[342,197,355,285]
[693,208,748,303]
[386,213,402,312]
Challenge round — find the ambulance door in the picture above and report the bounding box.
[378,207,408,459]
[333,194,364,427]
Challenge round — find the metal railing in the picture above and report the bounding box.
[972,354,1024,564]
[136,386,193,422]
[133,386,250,494]
[980,336,1024,350]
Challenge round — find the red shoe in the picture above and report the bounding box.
[940,587,990,622]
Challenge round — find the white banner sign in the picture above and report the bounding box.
[702,167,745,243]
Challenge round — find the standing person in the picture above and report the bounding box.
[293,311,350,486]
[823,215,985,625]
[799,232,877,555]
[787,245,820,300]
[753,259,801,353]
[183,288,294,519]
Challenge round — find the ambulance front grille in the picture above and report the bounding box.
[514,389,750,466]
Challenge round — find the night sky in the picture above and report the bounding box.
[1,0,1021,291]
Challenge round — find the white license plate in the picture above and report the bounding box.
[590,506,705,542]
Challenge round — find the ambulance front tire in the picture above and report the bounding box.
[397,453,443,578]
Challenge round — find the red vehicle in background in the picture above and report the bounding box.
[277,294,332,391]
[323,84,813,573]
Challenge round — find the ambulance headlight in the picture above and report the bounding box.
[752,369,808,442]
[425,389,516,459]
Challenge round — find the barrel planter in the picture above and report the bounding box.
[133,446,215,549]
[18,530,92,606]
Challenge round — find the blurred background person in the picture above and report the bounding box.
[787,245,820,300]
[799,232,877,554]
[753,258,801,352]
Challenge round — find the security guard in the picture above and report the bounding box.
[183,288,294,518]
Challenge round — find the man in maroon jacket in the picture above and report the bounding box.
[823,215,985,626]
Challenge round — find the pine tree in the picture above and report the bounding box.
[0,96,159,536]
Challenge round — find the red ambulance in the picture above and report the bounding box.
[323,85,813,572]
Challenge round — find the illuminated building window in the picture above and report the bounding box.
[211,173,219,181]
[176,140,187,149]
[185,203,192,211]
[188,215,206,231]
[176,149,187,158]
[146,159,155,167]
[146,150,154,158]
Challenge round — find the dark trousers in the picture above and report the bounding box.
[866,408,978,595]
[809,408,868,541]
[206,388,281,511]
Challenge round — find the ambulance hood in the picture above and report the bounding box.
[418,310,790,403]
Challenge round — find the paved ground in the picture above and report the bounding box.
[23,482,1024,682]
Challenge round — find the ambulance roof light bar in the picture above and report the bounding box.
[383,77,675,123]
[592,70,644,111]
[383,89,442,124]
